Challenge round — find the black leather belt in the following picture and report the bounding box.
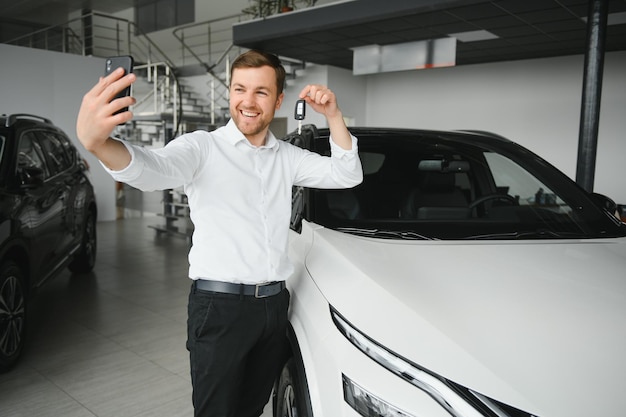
[194,279,285,298]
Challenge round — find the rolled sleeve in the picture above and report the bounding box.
[329,134,359,159]
[331,133,362,187]
[99,137,144,183]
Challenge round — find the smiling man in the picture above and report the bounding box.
[75,49,362,417]
[229,62,281,147]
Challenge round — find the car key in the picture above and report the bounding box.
[295,99,306,134]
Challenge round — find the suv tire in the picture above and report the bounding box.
[0,261,27,373]
[68,209,97,273]
[275,357,311,417]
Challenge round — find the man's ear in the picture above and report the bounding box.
[275,92,284,110]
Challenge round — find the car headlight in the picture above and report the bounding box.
[343,374,414,417]
[331,307,537,417]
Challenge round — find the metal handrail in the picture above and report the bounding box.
[5,12,185,136]
[132,62,183,136]
[171,13,245,70]
[3,11,269,134]
[5,12,175,67]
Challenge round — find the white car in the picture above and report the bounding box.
[273,126,626,417]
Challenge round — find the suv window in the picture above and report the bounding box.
[18,131,50,179]
[484,152,566,209]
[37,131,73,175]
[307,131,624,239]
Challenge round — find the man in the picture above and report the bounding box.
[76,50,362,417]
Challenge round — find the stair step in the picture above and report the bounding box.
[175,63,211,77]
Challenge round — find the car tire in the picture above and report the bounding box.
[0,261,27,373]
[275,357,312,417]
[68,209,97,273]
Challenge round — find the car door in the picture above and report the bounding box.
[35,130,78,263]
[16,130,66,284]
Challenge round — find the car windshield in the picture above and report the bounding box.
[312,132,625,240]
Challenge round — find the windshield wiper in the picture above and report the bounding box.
[335,227,434,240]
[465,229,587,240]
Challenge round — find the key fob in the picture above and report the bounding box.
[295,100,306,120]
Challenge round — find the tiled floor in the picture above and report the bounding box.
[0,198,273,416]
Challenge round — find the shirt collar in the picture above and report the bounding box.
[224,119,280,151]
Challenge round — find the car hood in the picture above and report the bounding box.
[305,228,626,417]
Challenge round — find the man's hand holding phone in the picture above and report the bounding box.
[104,56,134,115]
[76,56,136,171]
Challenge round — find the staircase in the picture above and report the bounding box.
[4,11,240,140]
[4,10,306,238]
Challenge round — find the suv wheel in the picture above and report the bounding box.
[68,209,97,273]
[0,262,26,372]
[275,358,311,417]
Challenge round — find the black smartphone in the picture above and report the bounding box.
[104,55,134,114]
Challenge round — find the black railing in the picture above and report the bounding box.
[5,12,174,67]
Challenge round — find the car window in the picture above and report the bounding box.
[360,152,385,175]
[37,131,72,175]
[18,131,50,179]
[484,152,567,211]
[310,133,624,240]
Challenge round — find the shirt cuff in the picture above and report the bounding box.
[98,137,141,181]
[329,134,359,158]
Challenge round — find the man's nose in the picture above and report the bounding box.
[241,91,257,105]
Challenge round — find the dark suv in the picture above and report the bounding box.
[0,114,97,372]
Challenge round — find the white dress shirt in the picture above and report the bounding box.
[105,120,362,284]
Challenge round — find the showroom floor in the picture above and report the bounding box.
[0,190,273,416]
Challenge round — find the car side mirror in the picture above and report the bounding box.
[290,186,304,233]
[19,166,45,188]
[590,192,619,217]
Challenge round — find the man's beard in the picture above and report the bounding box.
[233,109,273,140]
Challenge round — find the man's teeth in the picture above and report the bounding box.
[242,111,258,117]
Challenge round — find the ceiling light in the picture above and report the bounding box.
[582,12,626,25]
[607,12,626,25]
[351,38,456,75]
[448,30,499,42]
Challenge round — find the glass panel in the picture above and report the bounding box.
[484,152,569,211]
[37,131,71,175]
[310,132,624,240]
[18,131,49,179]
[136,0,194,33]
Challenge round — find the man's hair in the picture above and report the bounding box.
[230,50,286,95]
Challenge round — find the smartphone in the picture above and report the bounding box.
[104,55,134,114]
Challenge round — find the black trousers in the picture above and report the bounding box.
[186,283,290,417]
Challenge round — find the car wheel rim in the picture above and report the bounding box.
[85,216,96,264]
[282,384,297,417]
[0,274,25,357]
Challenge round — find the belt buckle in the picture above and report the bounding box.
[255,282,272,298]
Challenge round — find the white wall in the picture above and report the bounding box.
[275,64,328,131]
[0,44,116,221]
[275,64,367,132]
[327,65,368,127]
[363,51,626,203]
